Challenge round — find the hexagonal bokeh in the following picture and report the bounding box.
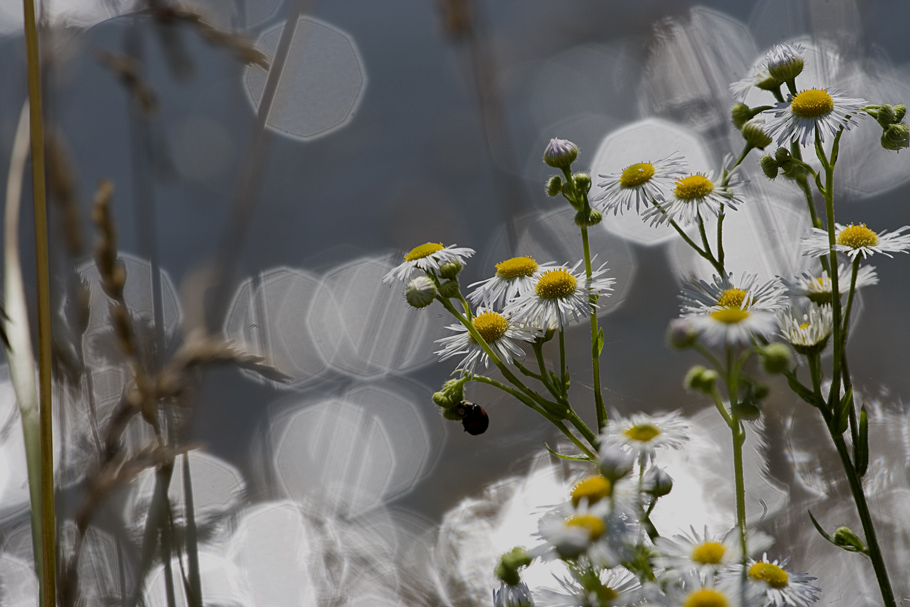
[588,118,714,246]
[123,450,246,538]
[478,207,635,316]
[223,266,328,386]
[270,378,442,517]
[307,254,448,378]
[244,16,366,141]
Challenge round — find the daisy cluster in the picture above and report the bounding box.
[492,412,820,607]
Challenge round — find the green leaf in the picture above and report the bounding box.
[563,370,571,393]
[836,387,853,434]
[785,372,817,406]
[595,327,605,356]
[856,405,869,476]
[807,510,837,546]
[544,443,592,462]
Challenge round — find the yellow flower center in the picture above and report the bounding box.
[799,322,811,330]
[675,175,714,200]
[836,224,879,249]
[495,256,538,279]
[619,162,655,188]
[710,307,750,324]
[624,423,660,442]
[716,288,747,308]
[472,311,509,343]
[571,476,612,507]
[749,562,789,589]
[684,588,729,607]
[566,514,605,540]
[691,541,727,565]
[790,89,834,119]
[535,269,578,300]
[599,587,619,603]
[405,242,444,262]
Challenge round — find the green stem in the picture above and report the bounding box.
[21,0,55,599]
[831,434,897,607]
[559,329,567,388]
[580,226,607,431]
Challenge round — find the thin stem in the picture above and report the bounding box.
[559,329,567,388]
[580,226,607,431]
[724,347,748,559]
[831,434,897,607]
[21,0,56,599]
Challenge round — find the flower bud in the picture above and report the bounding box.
[667,318,697,349]
[546,175,563,197]
[405,276,437,308]
[432,391,451,408]
[573,172,592,194]
[685,365,717,394]
[894,104,906,123]
[439,261,463,279]
[774,147,791,164]
[881,123,909,151]
[760,155,779,179]
[438,278,461,299]
[731,103,754,129]
[574,208,603,227]
[755,73,783,91]
[543,138,578,169]
[732,400,762,421]
[598,444,634,481]
[752,383,770,400]
[741,117,772,149]
[833,526,867,553]
[761,342,792,374]
[766,44,804,82]
[642,467,673,497]
[872,104,896,128]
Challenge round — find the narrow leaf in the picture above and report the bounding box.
[836,387,853,435]
[807,510,837,546]
[544,443,591,462]
[856,405,869,476]
[595,328,605,356]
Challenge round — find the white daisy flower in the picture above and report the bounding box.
[537,507,609,561]
[467,256,555,309]
[642,171,743,227]
[504,261,615,331]
[680,273,787,316]
[656,526,771,576]
[382,242,475,283]
[801,223,910,261]
[783,263,878,305]
[762,43,806,82]
[722,555,821,607]
[667,572,763,607]
[763,88,867,147]
[731,65,777,101]
[690,306,778,348]
[534,567,643,607]
[599,411,688,463]
[778,305,833,355]
[435,308,538,375]
[594,152,689,216]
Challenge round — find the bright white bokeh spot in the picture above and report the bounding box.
[638,7,757,133]
[123,450,245,538]
[589,118,714,245]
[223,267,327,387]
[145,552,255,607]
[270,378,440,517]
[244,16,366,141]
[0,554,38,606]
[228,501,319,607]
[306,255,448,378]
[0,0,137,37]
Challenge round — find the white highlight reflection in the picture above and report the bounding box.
[245,17,366,141]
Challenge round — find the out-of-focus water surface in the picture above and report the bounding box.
[1,0,909,605]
